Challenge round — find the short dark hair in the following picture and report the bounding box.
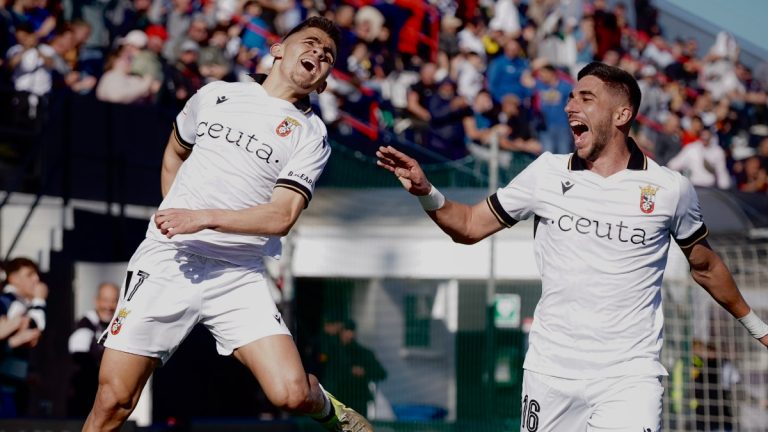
[2,257,39,286]
[283,16,341,53]
[578,62,641,121]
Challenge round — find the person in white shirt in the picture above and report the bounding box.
[667,128,732,189]
[84,17,372,432]
[377,62,768,431]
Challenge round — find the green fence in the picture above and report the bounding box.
[292,277,543,431]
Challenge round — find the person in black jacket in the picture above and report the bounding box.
[67,282,119,417]
[324,320,387,415]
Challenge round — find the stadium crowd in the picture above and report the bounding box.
[1,0,767,192]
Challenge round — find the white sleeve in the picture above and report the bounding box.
[671,175,708,248]
[275,132,331,207]
[173,90,203,149]
[486,153,547,227]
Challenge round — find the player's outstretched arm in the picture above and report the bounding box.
[683,239,768,348]
[376,145,504,244]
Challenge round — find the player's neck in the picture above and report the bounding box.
[261,73,308,104]
[585,136,632,178]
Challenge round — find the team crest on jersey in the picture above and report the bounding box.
[276,117,300,137]
[110,307,131,335]
[639,185,659,214]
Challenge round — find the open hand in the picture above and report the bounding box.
[154,208,211,239]
[375,146,432,196]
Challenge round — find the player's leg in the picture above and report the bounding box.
[201,267,371,431]
[520,370,590,432]
[82,349,158,432]
[233,336,372,431]
[586,375,663,432]
[85,240,203,431]
[233,335,323,412]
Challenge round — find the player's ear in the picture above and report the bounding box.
[316,80,327,94]
[614,106,632,127]
[270,43,283,59]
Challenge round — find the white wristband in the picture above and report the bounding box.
[417,185,446,211]
[738,310,768,339]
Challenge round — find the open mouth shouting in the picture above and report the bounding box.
[300,57,319,75]
[570,119,590,148]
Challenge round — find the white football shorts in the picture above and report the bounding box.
[102,239,290,364]
[520,370,663,432]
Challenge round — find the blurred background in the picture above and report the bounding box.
[0,0,767,431]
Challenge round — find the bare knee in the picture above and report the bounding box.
[268,374,310,412]
[92,377,139,420]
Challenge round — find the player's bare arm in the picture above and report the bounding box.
[155,187,305,239]
[683,239,768,348]
[160,132,192,197]
[376,145,504,244]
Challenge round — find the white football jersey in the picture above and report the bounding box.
[489,140,707,379]
[146,80,331,268]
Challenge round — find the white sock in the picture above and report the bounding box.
[311,384,332,420]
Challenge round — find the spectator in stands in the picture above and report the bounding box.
[48,26,97,93]
[487,38,529,103]
[457,16,487,60]
[161,0,195,62]
[438,14,461,59]
[324,320,386,416]
[456,50,485,103]
[426,78,470,160]
[668,128,731,189]
[168,39,203,105]
[571,14,596,76]
[67,282,119,417]
[199,24,233,83]
[65,0,115,75]
[12,0,55,42]
[681,115,705,146]
[652,113,682,167]
[488,0,521,38]
[524,63,572,154]
[0,257,46,417]
[591,0,622,60]
[733,150,767,193]
[463,89,514,169]
[498,93,542,155]
[6,22,54,125]
[637,64,666,124]
[239,0,269,57]
[109,0,153,40]
[95,45,159,104]
[406,62,438,144]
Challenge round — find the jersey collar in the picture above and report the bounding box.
[568,137,647,171]
[249,73,313,115]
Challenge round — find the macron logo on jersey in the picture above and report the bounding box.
[561,180,575,195]
[216,96,229,104]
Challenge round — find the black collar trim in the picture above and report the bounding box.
[568,137,647,171]
[248,73,313,115]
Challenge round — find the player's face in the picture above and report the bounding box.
[272,27,336,93]
[565,75,619,161]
